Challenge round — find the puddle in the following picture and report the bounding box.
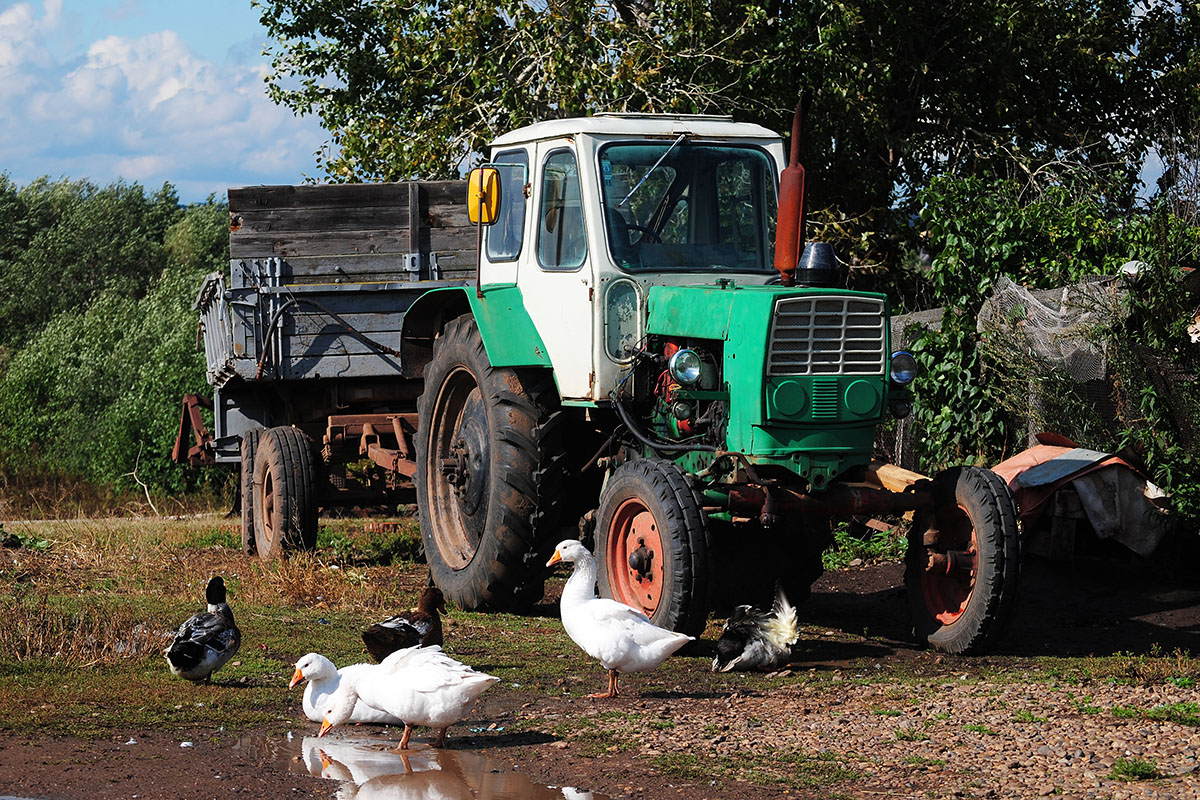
[235,732,609,799]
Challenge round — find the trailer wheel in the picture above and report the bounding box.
[416,316,563,610]
[595,458,711,637]
[239,429,262,557]
[905,466,1020,654]
[252,426,319,559]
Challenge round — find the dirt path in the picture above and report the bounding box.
[2,553,1198,800]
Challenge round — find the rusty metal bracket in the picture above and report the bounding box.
[171,394,215,467]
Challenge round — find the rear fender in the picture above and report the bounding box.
[401,286,551,377]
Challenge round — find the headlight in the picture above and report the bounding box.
[889,351,918,384]
[668,348,703,385]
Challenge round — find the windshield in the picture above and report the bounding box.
[598,142,778,272]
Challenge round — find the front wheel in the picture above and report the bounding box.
[595,458,711,637]
[252,426,319,559]
[905,466,1020,654]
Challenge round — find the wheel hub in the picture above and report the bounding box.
[628,541,655,582]
[606,499,666,616]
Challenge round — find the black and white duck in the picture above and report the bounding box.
[361,586,445,663]
[711,582,799,672]
[165,576,242,683]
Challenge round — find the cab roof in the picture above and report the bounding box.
[490,113,781,148]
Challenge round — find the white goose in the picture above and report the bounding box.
[290,653,403,725]
[317,645,499,749]
[546,539,693,698]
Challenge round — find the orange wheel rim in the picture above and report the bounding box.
[606,498,666,616]
[921,503,977,624]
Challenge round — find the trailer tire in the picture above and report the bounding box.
[252,426,320,559]
[240,428,262,557]
[416,316,564,611]
[905,466,1020,654]
[595,458,711,637]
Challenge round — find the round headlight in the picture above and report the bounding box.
[889,351,918,385]
[668,348,703,385]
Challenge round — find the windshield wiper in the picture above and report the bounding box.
[618,133,687,208]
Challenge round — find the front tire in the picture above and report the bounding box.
[905,466,1020,654]
[252,426,319,559]
[595,458,711,637]
[415,316,563,610]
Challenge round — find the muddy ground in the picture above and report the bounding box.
[2,551,1198,800]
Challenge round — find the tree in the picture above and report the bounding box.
[257,0,1199,242]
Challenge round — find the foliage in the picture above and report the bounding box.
[0,184,228,502]
[905,166,1200,528]
[255,0,1199,254]
[0,177,181,350]
[822,521,906,570]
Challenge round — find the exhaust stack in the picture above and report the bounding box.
[773,93,811,287]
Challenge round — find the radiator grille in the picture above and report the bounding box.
[767,296,886,376]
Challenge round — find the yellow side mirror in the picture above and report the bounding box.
[467,167,501,225]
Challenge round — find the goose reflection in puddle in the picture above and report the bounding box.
[295,737,602,800]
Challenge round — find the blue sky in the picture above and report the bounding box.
[0,0,327,202]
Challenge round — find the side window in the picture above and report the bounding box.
[485,149,528,262]
[537,150,587,270]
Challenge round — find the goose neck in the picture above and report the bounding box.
[563,557,599,605]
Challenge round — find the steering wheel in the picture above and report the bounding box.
[626,223,661,244]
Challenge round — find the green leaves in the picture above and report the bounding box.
[0,190,229,499]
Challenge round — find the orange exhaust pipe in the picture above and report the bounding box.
[773,93,812,287]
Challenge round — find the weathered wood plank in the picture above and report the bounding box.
[229,181,466,212]
[231,205,413,234]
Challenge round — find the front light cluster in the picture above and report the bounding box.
[668,348,703,385]
[889,351,918,384]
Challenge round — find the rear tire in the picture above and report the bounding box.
[252,426,319,559]
[240,428,262,557]
[595,458,711,637]
[416,316,563,610]
[905,466,1020,654]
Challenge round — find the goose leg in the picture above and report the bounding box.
[391,723,414,751]
[588,669,619,699]
[433,727,448,748]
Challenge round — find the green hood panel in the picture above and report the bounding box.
[647,282,892,483]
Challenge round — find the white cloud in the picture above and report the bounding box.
[0,1,327,201]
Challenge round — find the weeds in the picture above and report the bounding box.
[1109,756,1162,781]
[822,522,907,570]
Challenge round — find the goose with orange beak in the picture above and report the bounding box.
[546,539,693,698]
[316,645,498,750]
[290,652,402,725]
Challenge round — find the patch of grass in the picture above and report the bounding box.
[1013,710,1047,723]
[964,723,997,735]
[895,728,930,742]
[822,521,906,570]
[181,525,239,549]
[904,755,947,767]
[1113,701,1200,727]
[1109,757,1161,781]
[1167,676,1195,689]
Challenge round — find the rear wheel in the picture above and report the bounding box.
[905,466,1020,654]
[595,458,711,637]
[416,316,563,610]
[239,428,262,557]
[252,426,319,559]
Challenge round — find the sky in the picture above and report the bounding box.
[0,0,328,203]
